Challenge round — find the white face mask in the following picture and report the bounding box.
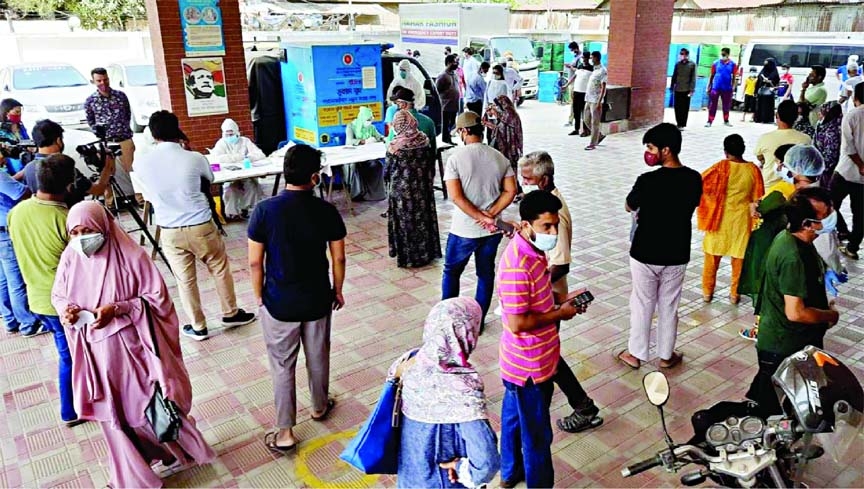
[522,183,540,194]
[364,121,373,128]
[69,233,105,258]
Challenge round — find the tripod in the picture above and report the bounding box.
[107,176,172,271]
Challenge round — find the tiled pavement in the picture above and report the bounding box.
[2,105,863,488]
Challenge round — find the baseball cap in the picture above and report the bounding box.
[390,87,415,103]
[455,111,481,129]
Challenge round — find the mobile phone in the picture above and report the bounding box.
[571,290,594,308]
[495,218,515,234]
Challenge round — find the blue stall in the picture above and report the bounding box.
[281,42,385,147]
[666,43,700,77]
[538,71,561,103]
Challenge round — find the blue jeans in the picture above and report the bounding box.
[37,314,77,422]
[501,378,554,488]
[0,234,37,332]
[441,233,503,323]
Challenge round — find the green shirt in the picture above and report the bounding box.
[756,231,828,357]
[804,83,827,126]
[7,198,69,316]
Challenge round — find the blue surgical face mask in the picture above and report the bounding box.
[524,224,557,251]
[813,210,837,235]
[224,134,239,145]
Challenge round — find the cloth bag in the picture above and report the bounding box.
[340,350,417,474]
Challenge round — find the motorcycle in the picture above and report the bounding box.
[622,346,863,488]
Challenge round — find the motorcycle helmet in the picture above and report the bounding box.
[772,346,863,435]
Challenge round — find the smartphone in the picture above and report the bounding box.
[495,218,515,234]
[571,290,594,308]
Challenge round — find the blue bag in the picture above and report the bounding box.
[340,350,417,475]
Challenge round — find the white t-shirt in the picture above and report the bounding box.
[133,142,215,228]
[574,68,592,93]
[585,65,608,103]
[842,76,862,114]
[443,143,514,239]
[837,104,864,184]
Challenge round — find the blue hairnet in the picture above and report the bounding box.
[784,144,824,177]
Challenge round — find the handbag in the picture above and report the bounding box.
[142,299,182,442]
[340,350,417,474]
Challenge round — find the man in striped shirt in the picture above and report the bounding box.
[497,191,585,488]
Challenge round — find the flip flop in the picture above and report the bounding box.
[659,351,684,369]
[311,399,336,422]
[263,431,296,454]
[615,349,640,369]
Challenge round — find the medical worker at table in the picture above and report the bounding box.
[344,107,386,201]
[210,118,266,219]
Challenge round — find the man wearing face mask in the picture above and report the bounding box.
[618,123,702,370]
[8,154,81,426]
[798,65,828,127]
[496,190,586,488]
[134,111,255,341]
[386,59,426,111]
[437,54,462,144]
[754,100,812,188]
[671,48,696,129]
[465,61,489,116]
[705,47,737,128]
[518,152,603,435]
[745,187,840,416]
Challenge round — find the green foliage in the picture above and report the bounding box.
[5,0,146,30]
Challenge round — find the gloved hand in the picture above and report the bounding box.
[825,270,848,297]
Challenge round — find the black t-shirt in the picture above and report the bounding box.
[626,165,703,266]
[23,153,93,208]
[248,190,347,322]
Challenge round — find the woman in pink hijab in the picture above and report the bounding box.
[51,202,215,488]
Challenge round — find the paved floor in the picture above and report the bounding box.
[1,105,862,488]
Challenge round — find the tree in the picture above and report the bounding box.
[5,0,145,30]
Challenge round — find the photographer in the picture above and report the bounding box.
[0,99,30,167]
[17,120,114,208]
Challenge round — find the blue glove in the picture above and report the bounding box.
[825,270,848,297]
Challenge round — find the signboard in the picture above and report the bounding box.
[179,0,225,57]
[182,57,229,117]
[400,18,458,45]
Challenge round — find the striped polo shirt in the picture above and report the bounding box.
[497,232,560,386]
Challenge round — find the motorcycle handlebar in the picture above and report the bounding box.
[621,455,662,478]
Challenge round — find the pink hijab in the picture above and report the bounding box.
[51,202,192,421]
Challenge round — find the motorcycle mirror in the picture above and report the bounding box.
[643,371,670,407]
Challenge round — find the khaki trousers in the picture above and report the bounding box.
[582,101,603,146]
[260,306,331,429]
[161,220,237,329]
[117,139,135,172]
[702,253,743,298]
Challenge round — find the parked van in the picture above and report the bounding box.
[735,39,864,103]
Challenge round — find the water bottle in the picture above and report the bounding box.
[243,157,252,169]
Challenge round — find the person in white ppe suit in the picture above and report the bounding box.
[386,59,426,111]
[210,118,265,219]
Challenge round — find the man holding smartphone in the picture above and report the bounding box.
[518,152,602,434]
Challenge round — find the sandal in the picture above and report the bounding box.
[263,431,296,453]
[556,411,604,433]
[584,145,596,151]
[739,327,758,342]
[311,399,336,421]
[615,349,640,369]
[659,351,683,369]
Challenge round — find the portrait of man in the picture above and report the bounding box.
[186,68,215,99]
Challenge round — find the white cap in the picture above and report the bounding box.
[398,59,411,71]
[221,118,239,133]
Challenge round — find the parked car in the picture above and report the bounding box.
[0,63,91,131]
[106,62,160,132]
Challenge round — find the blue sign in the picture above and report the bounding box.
[179,0,225,57]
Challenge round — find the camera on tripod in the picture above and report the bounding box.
[0,130,35,160]
[75,124,122,173]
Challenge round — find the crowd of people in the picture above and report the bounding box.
[0,42,861,488]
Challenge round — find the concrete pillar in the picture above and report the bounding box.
[144,0,251,150]
[607,0,674,129]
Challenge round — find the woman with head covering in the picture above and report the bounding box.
[814,101,843,187]
[738,144,832,341]
[386,110,441,268]
[484,65,512,111]
[344,107,386,201]
[51,202,215,489]
[754,58,780,123]
[482,95,523,181]
[697,134,765,304]
[209,118,266,219]
[394,297,500,488]
[387,59,426,111]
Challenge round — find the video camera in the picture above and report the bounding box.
[75,124,121,173]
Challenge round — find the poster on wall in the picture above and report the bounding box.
[182,57,229,117]
[179,0,225,57]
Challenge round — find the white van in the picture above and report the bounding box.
[735,39,864,103]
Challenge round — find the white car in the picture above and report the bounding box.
[105,62,160,132]
[0,63,91,131]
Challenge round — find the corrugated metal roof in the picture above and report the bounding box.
[512,0,603,12]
